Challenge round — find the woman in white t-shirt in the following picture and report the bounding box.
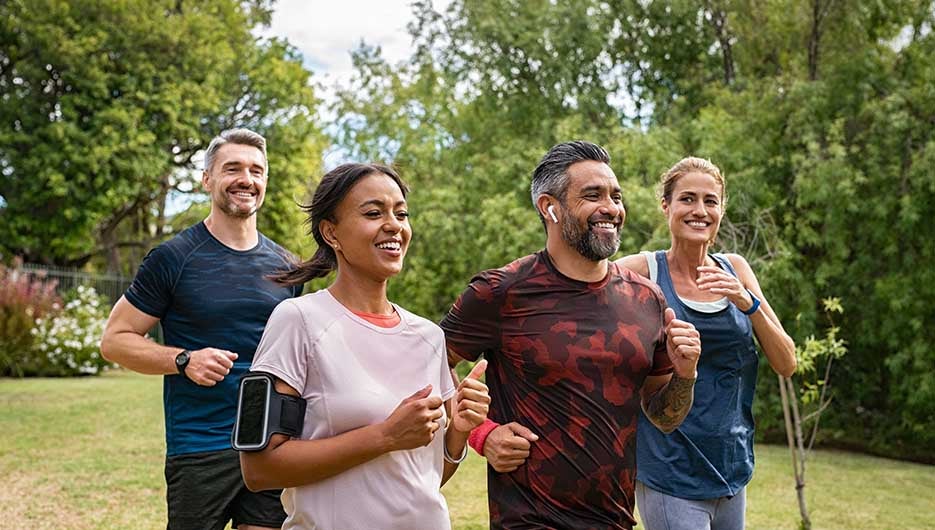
[240,163,490,530]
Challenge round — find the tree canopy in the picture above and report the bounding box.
[332,0,935,460]
[0,0,324,272]
[1,0,931,459]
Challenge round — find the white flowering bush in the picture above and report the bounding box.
[30,285,113,376]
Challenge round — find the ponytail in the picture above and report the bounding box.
[270,245,336,286]
[267,162,408,288]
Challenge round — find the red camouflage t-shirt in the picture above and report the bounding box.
[441,251,673,530]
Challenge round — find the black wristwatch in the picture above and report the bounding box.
[175,349,191,378]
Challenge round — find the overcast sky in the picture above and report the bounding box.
[261,0,451,90]
[255,0,453,166]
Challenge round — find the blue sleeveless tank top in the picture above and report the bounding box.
[636,251,759,499]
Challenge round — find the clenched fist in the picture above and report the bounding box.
[663,308,701,379]
[184,348,238,386]
[380,385,445,451]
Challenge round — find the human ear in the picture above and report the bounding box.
[320,220,340,250]
[536,195,559,223]
[547,205,559,223]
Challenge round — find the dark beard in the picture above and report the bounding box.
[560,213,621,262]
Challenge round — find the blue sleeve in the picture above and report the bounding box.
[124,244,179,319]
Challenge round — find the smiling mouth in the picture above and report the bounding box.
[229,189,256,199]
[686,220,710,228]
[589,218,621,232]
[375,241,402,252]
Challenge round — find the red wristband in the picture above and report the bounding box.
[468,417,500,455]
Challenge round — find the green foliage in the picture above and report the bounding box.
[0,0,323,271]
[795,298,847,406]
[2,0,932,456]
[332,0,935,458]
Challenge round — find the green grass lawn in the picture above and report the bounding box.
[1,370,933,529]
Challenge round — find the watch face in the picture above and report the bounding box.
[176,351,190,370]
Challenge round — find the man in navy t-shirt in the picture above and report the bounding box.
[101,128,301,530]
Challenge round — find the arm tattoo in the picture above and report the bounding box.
[643,375,696,434]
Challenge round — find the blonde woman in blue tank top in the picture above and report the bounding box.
[616,157,796,530]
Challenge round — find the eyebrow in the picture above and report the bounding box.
[358,199,407,209]
[678,190,719,198]
[221,160,264,170]
[579,184,622,194]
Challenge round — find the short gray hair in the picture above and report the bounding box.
[530,140,611,211]
[204,128,267,172]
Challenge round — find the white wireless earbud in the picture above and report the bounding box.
[547,204,559,223]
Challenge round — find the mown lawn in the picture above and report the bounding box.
[1,370,933,529]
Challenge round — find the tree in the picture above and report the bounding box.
[0,0,323,271]
[332,0,935,461]
[779,298,848,530]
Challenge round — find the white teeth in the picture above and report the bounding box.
[687,221,708,227]
[376,242,401,250]
[593,222,615,229]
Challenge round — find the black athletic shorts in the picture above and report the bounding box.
[165,448,286,530]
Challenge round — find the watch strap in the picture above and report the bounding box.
[176,349,191,378]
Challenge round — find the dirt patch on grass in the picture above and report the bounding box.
[1,469,85,530]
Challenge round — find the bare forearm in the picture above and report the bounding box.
[751,309,796,377]
[100,329,178,375]
[642,374,696,434]
[441,428,470,485]
[241,423,392,491]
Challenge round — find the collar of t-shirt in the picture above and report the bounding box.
[540,249,613,289]
[351,309,401,328]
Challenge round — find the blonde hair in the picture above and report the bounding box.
[658,156,727,208]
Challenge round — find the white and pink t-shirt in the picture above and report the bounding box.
[251,289,456,530]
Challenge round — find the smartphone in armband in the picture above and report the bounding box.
[232,372,307,452]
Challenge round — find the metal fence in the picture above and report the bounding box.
[15,262,166,343]
[18,262,131,304]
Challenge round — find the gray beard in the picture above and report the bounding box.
[560,214,621,262]
[219,201,259,219]
[215,191,260,219]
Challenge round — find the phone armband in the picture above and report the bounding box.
[232,371,307,452]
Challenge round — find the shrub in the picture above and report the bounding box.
[0,261,62,376]
[30,285,113,376]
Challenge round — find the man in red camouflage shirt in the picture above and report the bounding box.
[441,141,702,529]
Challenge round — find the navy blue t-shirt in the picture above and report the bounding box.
[125,222,301,456]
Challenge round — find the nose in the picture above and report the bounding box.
[232,168,254,185]
[599,198,624,219]
[383,215,403,234]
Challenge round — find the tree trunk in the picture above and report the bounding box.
[808,0,835,81]
[102,226,121,274]
[706,2,736,86]
[779,374,812,529]
[155,172,170,239]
